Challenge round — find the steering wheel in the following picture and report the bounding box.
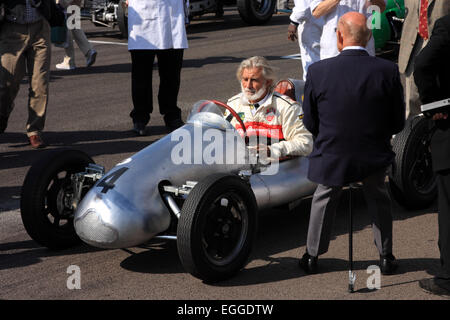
[197,100,248,143]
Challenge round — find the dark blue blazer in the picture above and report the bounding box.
[302,49,405,186]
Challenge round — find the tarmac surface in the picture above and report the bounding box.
[0,7,448,304]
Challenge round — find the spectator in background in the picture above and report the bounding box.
[127,0,188,135]
[414,14,450,297]
[398,0,450,119]
[55,0,97,70]
[0,0,61,148]
[310,0,386,60]
[288,0,324,80]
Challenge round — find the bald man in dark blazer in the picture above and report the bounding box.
[299,12,405,275]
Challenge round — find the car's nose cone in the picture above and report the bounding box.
[74,208,119,248]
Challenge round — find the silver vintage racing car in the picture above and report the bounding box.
[20,80,436,282]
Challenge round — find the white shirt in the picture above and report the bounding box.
[342,45,368,52]
[290,0,324,80]
[128,0,189,50]
[310,0,387,60]
[291,0,321,23]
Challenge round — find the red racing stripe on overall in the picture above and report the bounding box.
[235,122,284,140]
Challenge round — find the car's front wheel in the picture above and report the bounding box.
[177,174,258,282]
[20,149,94,249]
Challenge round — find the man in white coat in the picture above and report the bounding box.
[288,0,324,80]
[310,0,386,60]
[127,0,188,135]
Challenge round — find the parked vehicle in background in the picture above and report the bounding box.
[81,0,404,52]
[372,0,405,51]
[83,0,277,39]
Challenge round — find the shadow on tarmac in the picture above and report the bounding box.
[0,127,169,171]
[117,190,440,286]
[0,240,102,271]
[0,187,440,286]
[183,55,290,69]
[50,63,131,77]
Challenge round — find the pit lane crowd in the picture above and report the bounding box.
[0,0,449,297]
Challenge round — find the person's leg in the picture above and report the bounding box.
[156,49,183,126]
[58,29,77,69]
[71,28,96,67]
[0,23,28,133]
[361,168,393,257]
[26,20,51,141]
[306,184,343,257]
[130,50,155,127]
[435,170,450,291]
[419,169,450,295]
[72,28,93,55]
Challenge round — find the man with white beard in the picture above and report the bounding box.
[226,56,313,159]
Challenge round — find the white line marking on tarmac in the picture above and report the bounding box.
[280,53,302,60]
[89,40,128,46]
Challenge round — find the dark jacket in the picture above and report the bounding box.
[302,49,405,186]
[1,0,53,25]
[414,14,450,172]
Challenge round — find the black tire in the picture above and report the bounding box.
[237,0,275,25]
[117,0,128,39]
[177,174,258,282]
[20,149,94,249]
[389,115,437,209]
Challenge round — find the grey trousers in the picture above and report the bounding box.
[306,168,393,257]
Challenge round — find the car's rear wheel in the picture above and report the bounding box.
[389,115,437,209]
[177,174,258,282]
[21,149,94,249]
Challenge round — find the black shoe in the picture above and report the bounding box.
[165,118,184,132]
[0,116,7,133]
[132,122,146,136]
[419,278,450,296]
[298,252,318,274]
[379,254,398,275]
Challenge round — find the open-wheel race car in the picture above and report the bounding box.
[20,79,436,282]
[83,0,277,39]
